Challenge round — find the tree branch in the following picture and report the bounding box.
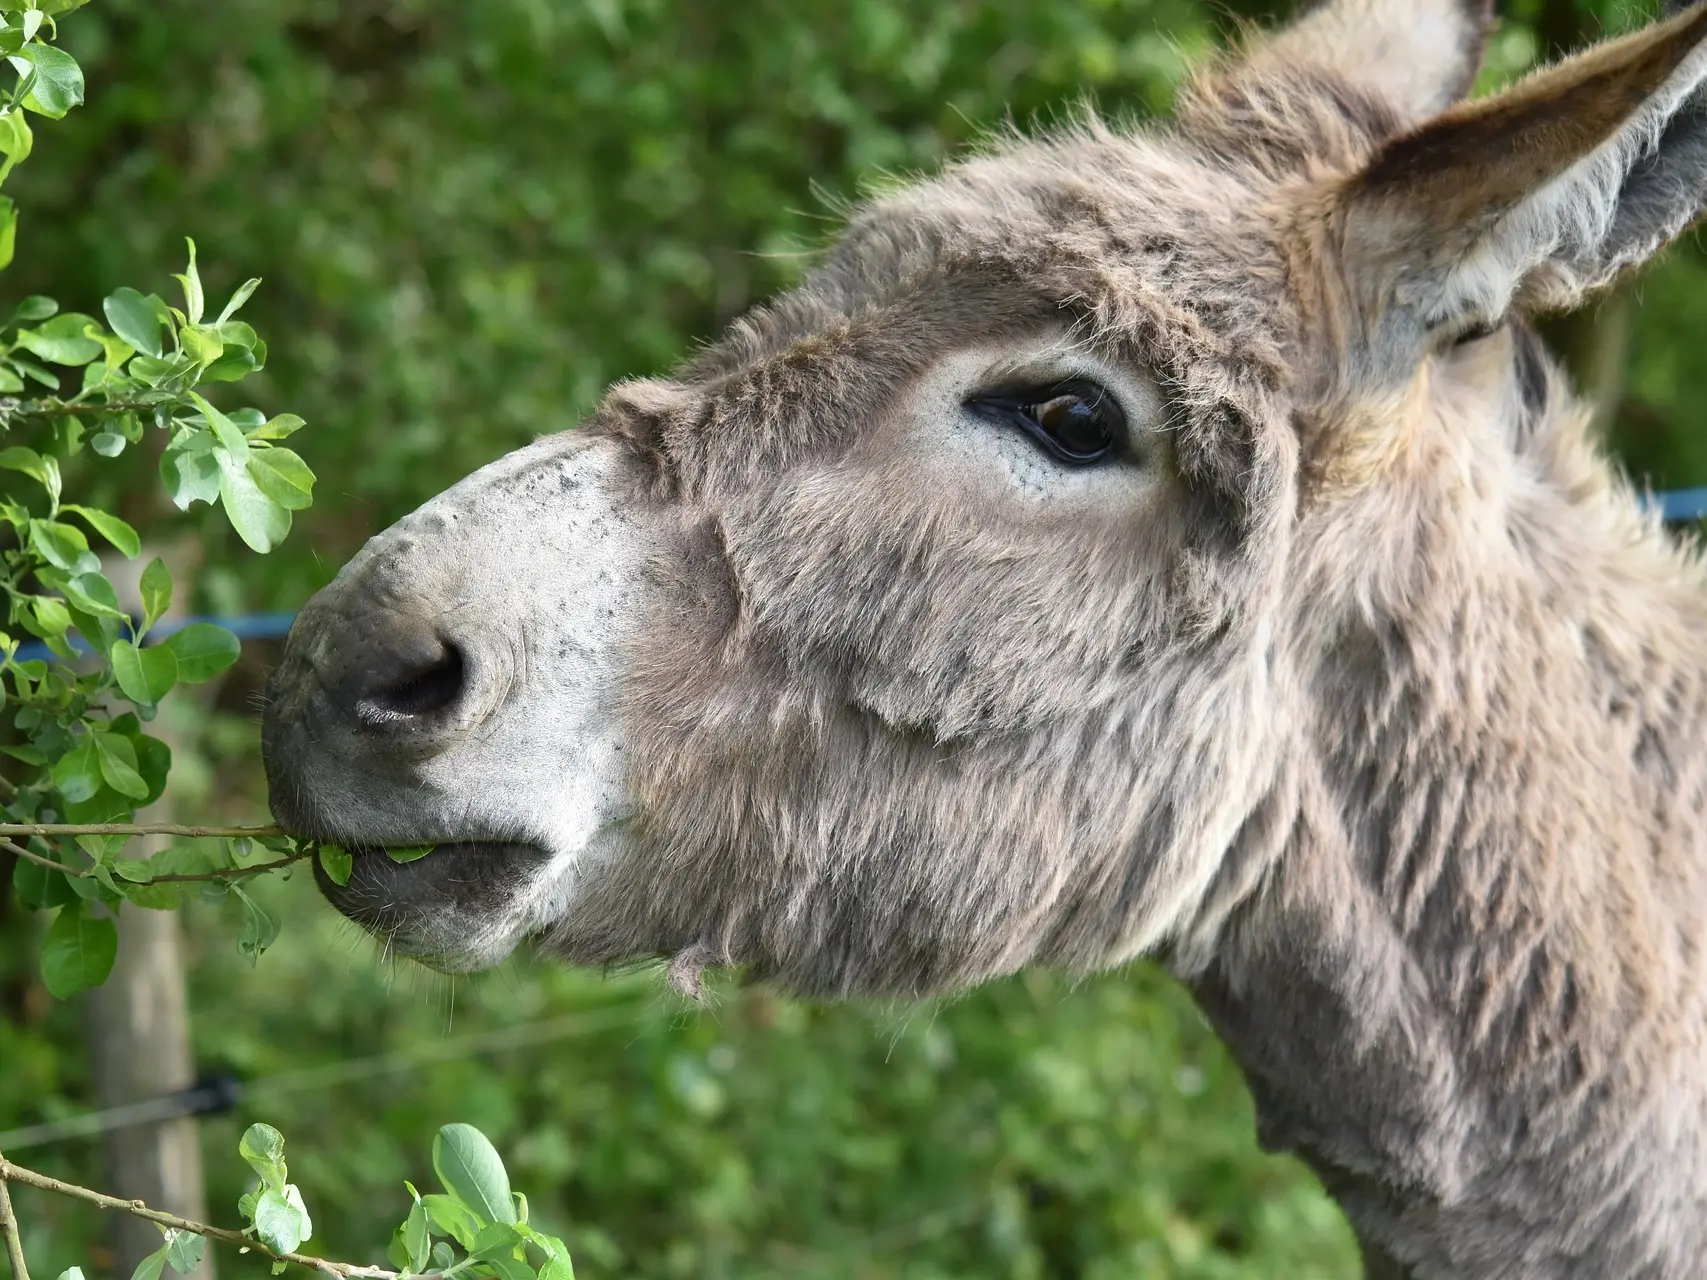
[0,823,282,839]
[0,1157,401,1280]
[144,851,313,884]
[0,399,172,421]
[0,837,72,876]
[0,836,311,886]
[0,1146,29,1280]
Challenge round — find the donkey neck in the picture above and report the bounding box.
[1188,486,1707,1277]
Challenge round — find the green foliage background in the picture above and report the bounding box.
[4,0,1705,1276]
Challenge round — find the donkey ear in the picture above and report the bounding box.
[1338,3,1707,348]
[1177,0,1493,172]
[1252,0,1494,122]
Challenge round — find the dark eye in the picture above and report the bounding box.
[967,379,1125,465]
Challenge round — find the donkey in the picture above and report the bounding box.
[263,0,1707,1273]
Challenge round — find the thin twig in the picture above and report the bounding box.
[0,836,311,885]
[0,1145,30,1280]
[0,399,170,421]
[0,823,281,838]
[0,837,73,875]
[145,851,312,884]
[0,1158,400,1280]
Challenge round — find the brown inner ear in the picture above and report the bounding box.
[1354,5,1707,229]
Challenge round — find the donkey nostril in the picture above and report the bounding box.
[355,642,466,727]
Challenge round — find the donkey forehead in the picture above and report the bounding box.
[603,132,1297,493]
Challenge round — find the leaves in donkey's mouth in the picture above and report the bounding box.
[386,844,436,864]
[317,844,352,885]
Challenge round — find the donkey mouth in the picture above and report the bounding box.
[310,839,553,969]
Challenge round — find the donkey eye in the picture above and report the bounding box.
[968,380,1125,465]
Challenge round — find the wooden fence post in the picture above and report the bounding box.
[83,544,215,1280]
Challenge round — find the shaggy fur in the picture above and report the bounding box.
[263,1,1707,1274]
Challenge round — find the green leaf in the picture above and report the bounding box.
[103,287,166,359]
[28,519,99,575]
[112,639,179,707]
[163,1228,205,1276]
[27,588,70,634]
[94,730,150,799]
[128,353,189,388]
[173,237,204,326]
[200,346,260,383]
[252,1186,311,1255]
[130,731,171,805]
[40,902,117,997]
[0,194,14,271]
[433,1124,518,1226]
[247,448,316,511]
[0,109,33,183]
[129,1245,167,1280]
[419,1194,482,1249]
[190,391,247,458]
[25,595,71,649]
[217,277,262,324]
[249,413,305,442]
[63,788,134,830]
[90,431,126,457]
[484,1258,535,1280]
[162,622,239,682]
[13,849,78,910]
[387,845,435,864]
[404,1198,431,1272]
[160,443,221,510]
[317,844,352,886]
[9,43,84,117]
[525,1224,575,1280]
[52,735,101,803]
[55,1267,87,1280]
[62,504,141,557]
[217,452,291,552]
[60,570,126,619]
[231,883,278,961]
[140,556,172,632]
[16,312,103,365]
[238,1122,287,1192]
[9,295,57,324]
[179,323,223,368]
[0,445,61,502]
[465,1221,525,1262]
[11,352,56,386]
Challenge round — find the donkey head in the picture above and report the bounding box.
[262,0,1707,996]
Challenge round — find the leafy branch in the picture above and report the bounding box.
[0,1150,397,1280]
[0,1123,576,1280]
[1,1,327,997]
[0,836,311,886]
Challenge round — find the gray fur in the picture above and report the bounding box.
[262,3,1707,1275]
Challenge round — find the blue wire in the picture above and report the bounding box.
[1650,487,1707,523]
[7,491,1707,663]
[11,612,299,663]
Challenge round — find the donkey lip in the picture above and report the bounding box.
[335,839,542,868]
[310,839,549,918]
